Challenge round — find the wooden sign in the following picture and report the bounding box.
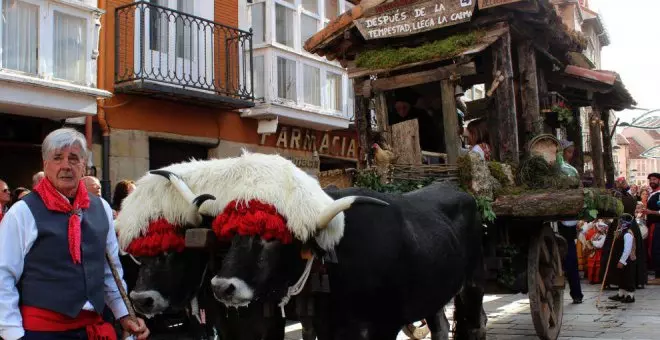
[478,0,523,9]
[354,0,476,40]
[259,125,358,160]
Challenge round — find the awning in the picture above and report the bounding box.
[547,65,636,111]
[348,24,509,78]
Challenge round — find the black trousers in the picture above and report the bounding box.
[617,259,637,293]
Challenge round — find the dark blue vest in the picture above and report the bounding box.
[20,192,109,318]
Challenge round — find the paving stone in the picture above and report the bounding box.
[282,280,660,339]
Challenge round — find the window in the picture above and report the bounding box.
[251,2,265,45]
[325,0,339,20]
[301,0,318,14]
[303,64,320,106]
[149,0,169,52]
[301,14,319,44]
[253,55,265,99]
[325,72,341,111]
[277,56,296,100]
[1,0,38,74]
[53,12,86,83]
[275,4,295,47]
[175,0,194,59]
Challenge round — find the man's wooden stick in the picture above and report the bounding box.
[106,252,137,319]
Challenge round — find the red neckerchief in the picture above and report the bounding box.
[33,178,90,264]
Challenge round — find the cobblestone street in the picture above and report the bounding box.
[284,281,660,340]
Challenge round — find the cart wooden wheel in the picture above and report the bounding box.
[402,319,430,339]
[528,225,565,340]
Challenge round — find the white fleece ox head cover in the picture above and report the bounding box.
[115,151,345,250]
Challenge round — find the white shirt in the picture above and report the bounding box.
[619,232,634,265]
[0,198,129,340]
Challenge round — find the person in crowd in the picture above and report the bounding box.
[585,221,607,284]
[111,180,136,214]
[466,118,491,161]
[389,91,440,153]
[608,215,638,303]
[83,176,102,197]
[11,187,30,204]
[0,180,9,222]
[603,177,647,289]
[31,171,44,189]
[0,128,149,340]
[644,173,660,282]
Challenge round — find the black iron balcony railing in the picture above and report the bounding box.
[115,1,254,107]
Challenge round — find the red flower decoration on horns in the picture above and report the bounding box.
[125,218,186,257]
[212,200,292,244]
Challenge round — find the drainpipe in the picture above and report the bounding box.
[98,0,111,202]
[98,99,111,202]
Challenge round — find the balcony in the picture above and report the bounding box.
[114,1,254,109]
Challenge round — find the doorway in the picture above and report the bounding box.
[148,138,209,170]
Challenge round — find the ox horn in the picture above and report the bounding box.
[317,196,389,229]
[149,170,215,209]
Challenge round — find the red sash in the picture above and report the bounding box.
[21,306,116,340]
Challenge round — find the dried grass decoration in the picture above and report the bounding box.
[517,156,579,190]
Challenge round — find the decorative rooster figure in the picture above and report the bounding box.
[372,143,397,168]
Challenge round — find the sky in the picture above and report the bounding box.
[589,0,660,124]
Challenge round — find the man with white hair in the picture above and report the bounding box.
[31,171,45,188]
[83,176,102,197]
[0,128,149,340]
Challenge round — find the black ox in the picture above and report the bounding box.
[210,183,487,340]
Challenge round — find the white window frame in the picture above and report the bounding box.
[247,0,355,120]
[270,48,346,118]
[0,0,98,87]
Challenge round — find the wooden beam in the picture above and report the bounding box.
[590,106,605,187]
[464,98,492,121]
[441,79,460,164]
[566,108,584,177]
[493,189,620,219]
[373,92,392,148]
[354,82,372,169]
[491,27,519,164]
[517,40,543,141]
[371,62,477,93]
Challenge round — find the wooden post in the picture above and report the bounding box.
[567,108,584,177]
[590,106,605,187]
[491,28,520,164]
[355,90,372,169]
[517,40,543,142]
[601,108,616,187]
[440,79,459,164]
[373,92,391,146]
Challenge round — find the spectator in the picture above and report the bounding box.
[466,118,491,161]
[12,187,30,204]
[112,180,136,213]
[32,171,44,188]
[83,176,102,197]
[0,180,9,222]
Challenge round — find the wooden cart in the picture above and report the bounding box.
[303,0,635,339]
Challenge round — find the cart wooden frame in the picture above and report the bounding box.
[303,0,635,339]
